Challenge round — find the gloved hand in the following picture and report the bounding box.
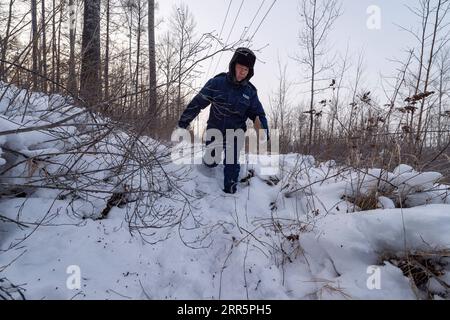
[174,124,194,142]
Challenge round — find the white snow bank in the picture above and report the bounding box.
[1,151,449,300]
[2,82,450,300]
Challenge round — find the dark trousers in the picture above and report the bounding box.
[203,133,244,193]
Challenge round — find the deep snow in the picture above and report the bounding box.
[1,82,450,300]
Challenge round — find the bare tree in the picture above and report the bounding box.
[399,0,450,149]
[408,0,432,137]
[295,0,342,148]
[104,0,110,101]
[328,45,350,140]
[381,51,413,137]
[80,0,101,106]
[157,31,177,123]
[170,4,198,118]
[269,59,293,152]
[120,0,146,116]
[31,0,39,89]
[67,0,77,96]
[41,0,48,92]
[132,0,146,114]
[148,0,157,120]
[0,0,14,82]
[347,51,365,134]
[56,0,64,90]
[415,0,450,149]
[51,0,57,92]
[435,47,450,148]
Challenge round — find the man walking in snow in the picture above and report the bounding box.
[177,47,269,194]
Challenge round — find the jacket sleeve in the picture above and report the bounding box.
[247,91,270,140]
[178,78,217,129]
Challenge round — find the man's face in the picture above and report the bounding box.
[235,63,249,82]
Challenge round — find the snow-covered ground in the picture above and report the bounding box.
[1,82,450,300]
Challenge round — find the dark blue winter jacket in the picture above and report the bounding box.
[178,72,269,138]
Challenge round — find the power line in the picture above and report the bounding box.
[240,0,266,41]
[248,0,277,42]
[218,0,234,39]
[224,0,245,45]
[204,0,233,81]
[212,0,245,76]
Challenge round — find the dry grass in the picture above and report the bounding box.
[310,278,352,300]
[379,249,450,299]
[305,139,450,189]
[342,191,382,211]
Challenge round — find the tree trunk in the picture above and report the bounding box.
[41,0,48,92]
[80,0,101,107]
[51,0,56,92]
[128,8,133,113]
[416,0,442,150]
[31,0,39,90]
[410,0,430,142]
[135,1,142,113]
[104,0,110,101]
[308,0,317,149]
[0,0,14,82]
[56,0,63,91]
[148,0,157,120]
[67,0,77,96]
[437,67,444,148]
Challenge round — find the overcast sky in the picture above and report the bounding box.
[156,0,419,111]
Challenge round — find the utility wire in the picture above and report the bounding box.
[205,0,234,81]
[212,0,245,76]
[249,0,277,42]
[240,0,266,41]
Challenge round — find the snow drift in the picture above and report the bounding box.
[1,82,450,300]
